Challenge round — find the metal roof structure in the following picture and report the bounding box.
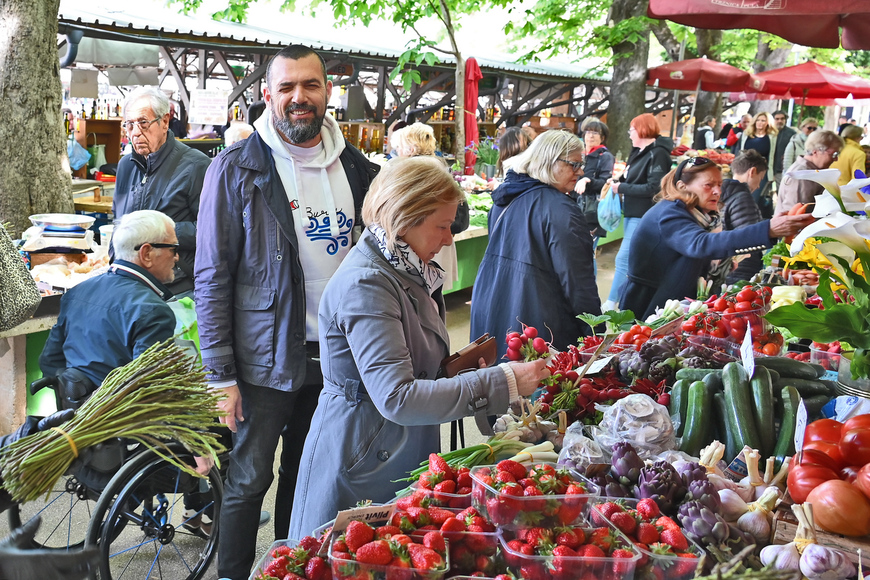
[57,0,609,84]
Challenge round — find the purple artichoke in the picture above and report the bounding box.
[678,462,708,487]
[684,479,721,513]
[632,460,687,515]
[603,479,631,498]
[610,442,644,486]
[677,500,730,546]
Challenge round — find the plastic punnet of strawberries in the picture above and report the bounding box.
[254,536,330,580]
[470,460,594,528]
[591,498,703,580]
[410,453,473,508]
[330,519,449,580]
[500,524,640,580]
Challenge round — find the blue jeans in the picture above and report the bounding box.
[217,354,322,580]
[607,217,641,303]
[592,235,600,277]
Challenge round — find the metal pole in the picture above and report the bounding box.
[669,39,687,139]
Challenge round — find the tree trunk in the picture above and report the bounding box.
[438,0,465,169]
[0,0,72,236]
[692,29,722,128]
[748,37,793,116]
[608,0,651,160]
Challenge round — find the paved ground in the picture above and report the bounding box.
[0,241,620,580]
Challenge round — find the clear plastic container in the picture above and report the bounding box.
[580,343,633,363]
[250,539,300,580]
[329,535,450,580]
[445,528,505,577]
[588,498,704,580]
[470,462,598,529]
[498,524,640,580]
[408,481,472,509]
[810,346,841,372]
[683,335,741,365]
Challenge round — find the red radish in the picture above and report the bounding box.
[532,337,547,354]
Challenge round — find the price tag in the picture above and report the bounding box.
[576,333,619,381]
[740,324,755,378]
[794,399,808,455]
[317,503,395,555]
[650,315,685,338]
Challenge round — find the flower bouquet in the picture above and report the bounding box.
[469,137,499,167]
[765,169,870,379]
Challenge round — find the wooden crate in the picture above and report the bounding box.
[771,507,870,568]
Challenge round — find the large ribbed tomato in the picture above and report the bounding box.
[806,480,870,536]
[787,463,839,503]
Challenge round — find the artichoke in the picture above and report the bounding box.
[677,500,730,546]
[683,479,721,513]
[610,442,644,486]
[632,460,687,515]
[603,479,631,498]
[678,461,708,487]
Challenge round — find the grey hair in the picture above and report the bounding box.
[113,210,175,262]
[123,86,170,120]
[504,130,584,187]
[806,129,844,155]
[224,122,254,146]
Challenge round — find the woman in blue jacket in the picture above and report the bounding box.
[619,157,813,320]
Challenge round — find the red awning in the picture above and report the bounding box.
[647,57,763,93]
[464,57,483,172]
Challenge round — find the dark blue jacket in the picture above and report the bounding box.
[577,146,615,237]
[720,179,765,284]
[470,171,600,359]
[39,261,175,386]
[620,135,674,218]
[620,200,773,320]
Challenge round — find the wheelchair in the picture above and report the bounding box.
[7,371,225,580]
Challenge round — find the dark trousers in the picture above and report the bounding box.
[217,349,322,580]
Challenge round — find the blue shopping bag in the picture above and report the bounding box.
[597,184,622,233]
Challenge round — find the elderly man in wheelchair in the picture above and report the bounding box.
[2,210,222,580]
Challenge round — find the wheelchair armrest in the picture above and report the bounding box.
[29,376,57,396]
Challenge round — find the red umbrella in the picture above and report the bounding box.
[648,0,870,50]
[750,61,870,100]
[647,57,763,93]
[464,57,483,174]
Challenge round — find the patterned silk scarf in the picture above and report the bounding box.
[369,224,444,296]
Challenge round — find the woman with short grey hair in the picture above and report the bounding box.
[471,130,601,360]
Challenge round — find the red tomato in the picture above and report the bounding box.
[802,440,846,470]
[840,465,861,483]
[712,298,729,312]
[787,463,840,503]
[735,301,754,312]
[640,326,652,337]
[856,464,870,500]
[617,331,634,345]
[762,343,780,356]
[806,480,870,536]
[805,418,844,443]
[629,324,643,336]
[843,414,870,433]
[796,449,842,472]
[710,326,728,339]
[839,428,870,467]
[736,288,758,302]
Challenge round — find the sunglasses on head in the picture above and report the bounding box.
[674,156,714,185]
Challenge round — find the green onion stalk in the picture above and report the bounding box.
[0,339,227,503]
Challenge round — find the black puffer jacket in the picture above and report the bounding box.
[619,135,674,218]
[719,178,765,283]
[576,146,615,236]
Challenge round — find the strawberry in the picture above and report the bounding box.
[404,507,431,527]
[272,545,294,558]
[332,539,349,553]
[635,521,660,545]
[563,482,588,507]
[485,497,516,526]
[439,517,466,541]
[637,498,661,520]
[395,492,425,511]
[556,503,584,525]
[456,506,480,520]
[344,521,375,553]
[596,501,625,522]
[660,528,689,552]
[375,525,402,540]
[496,470,517,484]
[497,459,528,479]
[263,558,287,578]
[464,530,497,555]
[551,544,578,576]
[305,556,329,580]
[408,525,437,543]
[331,550,352,561]
[493,575,513,580]
[588,527,616,553]
[418,470,440,489]
[522,527,552,548]
[422,531,446,553]
[674,552,700,576]
[407,544,444,570]
[298,535,322,557]
[610,511,638,536]
[428,453,454,480]
[449,543,474,571]
[575,543,605,558]
[456,470,473,488]
[433,480,456,502]
[655,516,680,532]
[390,534,413,546]
[283,573,306,580]
[425,507,454,526]
[473,553,494,574]
[611,548,636,574]
[522,485,545,511]
[555,526,584,549]
[355,540,393,565]
[519,563,546,580]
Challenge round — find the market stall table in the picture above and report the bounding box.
[0,315,58,433]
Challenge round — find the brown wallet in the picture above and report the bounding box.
[439,334,497,378]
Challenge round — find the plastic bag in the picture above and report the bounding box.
[557,422,606,472]
[590,394,676,459]
[67,136,91,170]
[168,297,200,364]
[597,184,622,233]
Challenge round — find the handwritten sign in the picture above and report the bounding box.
[317,503,395,555]
[740,324,755,378]
[188,89,230,125]
[794,400,808,455]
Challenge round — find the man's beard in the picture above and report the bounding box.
[274,102,324,144]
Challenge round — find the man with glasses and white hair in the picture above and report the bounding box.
[779,129,844,213]
[113,86,211,298]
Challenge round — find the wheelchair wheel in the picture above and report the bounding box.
[7,474,99,550]
[85,447,222,580]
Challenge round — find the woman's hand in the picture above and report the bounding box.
[574,178,589,195]
[768,212,815,238]
[608,179,619,195]
[510,359,551,397]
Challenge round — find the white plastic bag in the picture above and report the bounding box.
[590,394,676,458]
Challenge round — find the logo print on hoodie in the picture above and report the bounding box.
[304,208,353,255]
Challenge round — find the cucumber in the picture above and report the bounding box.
[754,357,819,380]
[803,394,831,419]
[773,386,799,471]
[702,372,723,395]
[676,368,724,382]
[766,368,781,386]
[782,378,832,397]
[723,362,761,453]
[681,381,713,457]
[750,367,776,459]
[669,379,691,437]
[808,363,826,378]
[714,391,738,462]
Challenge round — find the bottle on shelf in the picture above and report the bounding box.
[80,103,87,119]
[371,129,381,154]
[361,127,369,153]
[115,102,122,117]
[91,100,97,119]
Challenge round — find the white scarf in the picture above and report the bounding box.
[369,224,444,296]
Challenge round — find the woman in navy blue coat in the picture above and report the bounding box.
[620,157,814,320]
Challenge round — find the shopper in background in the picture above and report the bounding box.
[783,118,819,170]
[391,123,437,157]
[113,86,211,299]
[496,127,530,177]
[288,157,550,538]
[719,150,769,285]
[224,122,254,147]
[693,115,716,150]
[602,113,673,311]
[738,111,778,219]
[574,120,615,275]
[831,123,866,185]
[771,110,796,191]
[620,158,813,319]
[195,44,379,580]
[471,130,600,359]
[778,129,844,213]
[726,114,752,154]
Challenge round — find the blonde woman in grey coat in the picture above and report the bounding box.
[288,157,549,538]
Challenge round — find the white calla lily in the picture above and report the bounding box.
[789,212,870,257]
[840,177,870,202]
[786,168,843,197]
[812,192,843,217]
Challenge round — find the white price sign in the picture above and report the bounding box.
[794,399,808,455]
[188,89,230,125]
[740,323,755,378]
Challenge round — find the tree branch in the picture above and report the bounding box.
[650,20,696,61]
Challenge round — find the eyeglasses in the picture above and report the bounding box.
[124,118,160,132]
[806,126,818,132]
[831,150,840,159]
[674,156,714,184]
[134,242,179,255]
[557,158,584,172]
